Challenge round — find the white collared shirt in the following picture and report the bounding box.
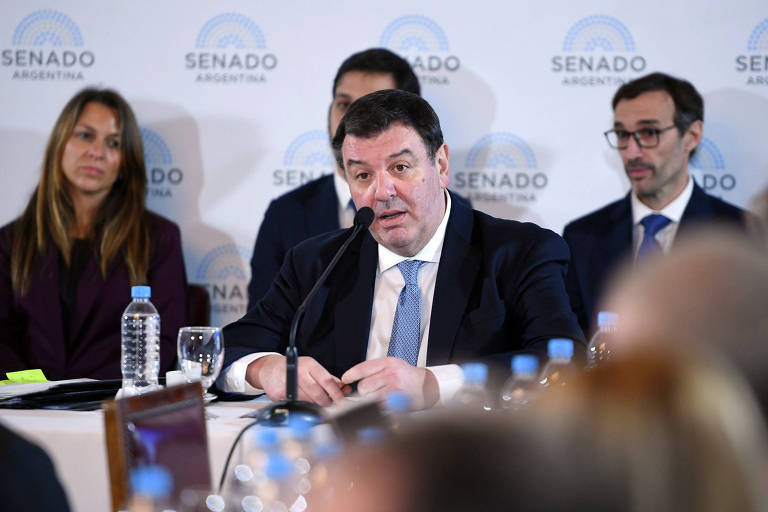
[631,176,694,257]
[365,190,464,402]
[218,189,463,403]
[333,169,355,229]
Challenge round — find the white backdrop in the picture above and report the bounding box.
[1,1,767,327]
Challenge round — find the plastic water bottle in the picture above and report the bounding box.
[587,311,619,368]
[306,423,342,505]
[539,339,575,389]
[119,286,161,398]
[453,362,493,411]
[266,452,301,512]
[499,354,540,410]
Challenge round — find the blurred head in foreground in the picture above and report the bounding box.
[314,350,768,512]
[602,225,768,414]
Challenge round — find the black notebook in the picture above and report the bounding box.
[0,379,123,411]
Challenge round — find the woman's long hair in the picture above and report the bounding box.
[11,88,150,295]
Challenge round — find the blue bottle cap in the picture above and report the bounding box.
[131,286,151,298]
[253,428,279,448]
[597,311,619,327]
[130,465,172,499]
[511,354,539,375]
[288,416,313,439]
[265,454,293,481]
[315,440,343,459]
[461,362,488,384]
[547,339,574,359]
[384,391,412,413]
[357,427,387,445]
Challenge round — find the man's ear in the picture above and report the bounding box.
[435,143,450,188]
[683,120,703,155]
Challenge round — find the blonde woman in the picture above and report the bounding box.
[0,88,187,380]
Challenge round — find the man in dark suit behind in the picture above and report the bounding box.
[221,90,583,409]
[563,72,744,335]
[246,49,421,309]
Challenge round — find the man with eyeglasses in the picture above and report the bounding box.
[562,72,744,335]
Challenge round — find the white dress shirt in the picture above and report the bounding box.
[333,170,355,229]
[218,190,464,403]
[631,176,694,258]
[365,191,464,402]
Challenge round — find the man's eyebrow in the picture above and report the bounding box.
[334,92,352,100]
[345,149,416,169]
[345,158,366,168]
[614,118,664,128]
[386,148,415,160]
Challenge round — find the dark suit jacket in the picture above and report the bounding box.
[0,212,188,380]
[227,192,584,386]
[247,174,339,310]
[0,423,71,511]
[563,182,744,335]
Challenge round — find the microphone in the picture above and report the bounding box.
[256,206,374,426]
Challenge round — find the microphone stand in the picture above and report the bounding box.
[255,207,374,426]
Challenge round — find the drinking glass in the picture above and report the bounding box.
[177,326,224,402]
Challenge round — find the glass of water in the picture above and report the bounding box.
[177,326,224,401]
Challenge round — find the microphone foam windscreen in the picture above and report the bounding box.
[354,206,374,228]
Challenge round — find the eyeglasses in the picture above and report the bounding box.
[604,125,677,149]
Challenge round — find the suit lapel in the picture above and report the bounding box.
[675,182,713,243]
[589,193,633,295]
[333,233,377,371]
[427,194,480,365]
[306,174,340,235]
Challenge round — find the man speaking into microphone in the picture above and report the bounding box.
[219,90,583,409]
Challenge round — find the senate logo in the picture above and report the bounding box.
[455,133,548,204]
[274,130,336,188]
[689,136,736,196]
[141,128,184,199]
[380,14,460,86]
[551,14,647,87]
[196,244,251,325]
[2,9,95,81]
[735,18,768,86]
[185,12,278,84]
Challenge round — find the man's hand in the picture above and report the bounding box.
[341,357,440,410]
[245,354,349,406]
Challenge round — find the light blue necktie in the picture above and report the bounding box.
[637,214,671,263]
[387,260,424,366]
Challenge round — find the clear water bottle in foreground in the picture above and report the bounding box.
[453,362,493,411]
[119,286,161,398]
[500,354,540,410]
[539,339,575,390]
[587,311,619,368]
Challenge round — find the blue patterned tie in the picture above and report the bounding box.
[637,214,671,263]
[387,260,424,366]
